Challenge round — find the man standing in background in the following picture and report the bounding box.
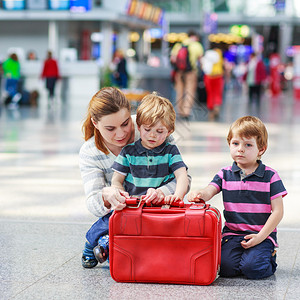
[170,30,204,120]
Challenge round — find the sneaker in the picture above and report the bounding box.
[93,245,108,263]
[81,255,98,268]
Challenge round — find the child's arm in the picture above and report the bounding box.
[187,184,219,203]
[164,167,189,204]
[111,171,126,191]
[241,196,284,249]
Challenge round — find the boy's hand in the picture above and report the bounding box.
[164,194,181,205]
[241,234,263,249]
[143,188,165,204]
[187,190,204,203]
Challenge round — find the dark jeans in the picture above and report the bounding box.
[85,212,112,248]
[220,235,277,279]
[46,77,57,98]
[248,84,262,107]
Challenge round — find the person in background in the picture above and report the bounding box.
[41,51,60,103]
[170,30,204,120]
[245,52,267,114]
[202,47,224,121]
[2,53,21,107]
[188,116,286,279]
[111,49,128,89]
[27,50,38,61]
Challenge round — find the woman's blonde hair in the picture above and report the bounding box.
[136,92,176,133]
[227,116,268,154]
[82,87,130,154]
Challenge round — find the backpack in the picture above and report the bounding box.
[175,44,192,72]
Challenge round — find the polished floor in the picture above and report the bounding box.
[0,85,300,300]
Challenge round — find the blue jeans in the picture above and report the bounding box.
[85,212,112,248]
[5,78,19,97]
[82,212,112,259]
[220,235,277,279]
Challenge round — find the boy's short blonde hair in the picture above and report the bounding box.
[227,116,268,152]
[136,92,176,133]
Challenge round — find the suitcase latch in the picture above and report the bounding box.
[190,203,206,209]
[125,196,143,209]
[161,204,171,209]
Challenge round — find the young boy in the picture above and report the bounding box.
[188,116,287,279]
[111,92,189,204]
[93,93,189,264]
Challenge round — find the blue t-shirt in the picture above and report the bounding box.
[112,139,187,196]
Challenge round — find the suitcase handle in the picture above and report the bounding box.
[145,199,185,208]
[190,199,206,209]
[125,196,144,208]
[125,196,184,208]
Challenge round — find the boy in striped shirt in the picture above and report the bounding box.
[188,116,287,279]
[112,92,189,204]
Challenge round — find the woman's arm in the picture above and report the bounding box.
[79,141,115,217]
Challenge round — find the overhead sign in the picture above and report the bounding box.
[70,0,92,12]
[127,0,164,25]
[27,0,47,9]
[48,0,69,10]
[2,0,25,10]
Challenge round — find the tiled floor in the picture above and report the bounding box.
[0,86,300,299]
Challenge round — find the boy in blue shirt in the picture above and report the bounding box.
[111,92,189,204]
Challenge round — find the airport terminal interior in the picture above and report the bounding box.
[0,84,300,299]
[1,0,300,299]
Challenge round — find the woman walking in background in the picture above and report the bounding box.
[202,47,224,121]
[41,51,60,103]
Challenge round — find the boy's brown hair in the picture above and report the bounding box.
[227,116,268,154]
[136,92,176,133]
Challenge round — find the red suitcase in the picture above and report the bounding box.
[109,198,222,285]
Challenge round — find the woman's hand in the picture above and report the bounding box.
[102,187,129,211]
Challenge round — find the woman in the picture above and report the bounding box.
[41,50,60,101]
[202,47,224,121]
[80,87,184,268]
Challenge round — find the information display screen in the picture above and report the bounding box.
[48,0,70,10]
[70,0,91,12]
[2,0,25,10]
[27,0,47,10]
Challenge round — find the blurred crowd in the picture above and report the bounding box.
[170,31,294,121]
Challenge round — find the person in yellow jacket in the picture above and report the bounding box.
[170,30,204,120]
[202,48,224,121]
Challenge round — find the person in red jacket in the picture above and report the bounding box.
[245,52,267,112]
[41,51,60,101]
